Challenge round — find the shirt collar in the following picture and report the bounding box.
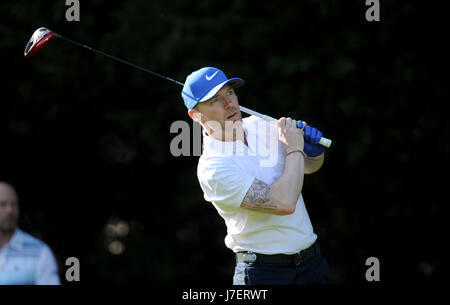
[7,228,23,250]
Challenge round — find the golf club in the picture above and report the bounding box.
[24,27,184,86]
[24,27,332,147]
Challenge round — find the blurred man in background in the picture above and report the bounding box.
[0,181,60,285]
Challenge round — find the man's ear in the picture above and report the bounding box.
[188,109,202,123]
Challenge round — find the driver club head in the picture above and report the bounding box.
[24,27,57,57]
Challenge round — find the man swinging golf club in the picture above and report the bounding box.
[23,27,331,285]
[182,67,329,285]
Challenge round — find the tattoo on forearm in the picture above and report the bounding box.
[241,179,277,211]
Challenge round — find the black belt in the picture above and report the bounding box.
[235,241,321,266]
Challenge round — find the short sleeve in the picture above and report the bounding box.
[36,245,61,285]
[198,157,255,208]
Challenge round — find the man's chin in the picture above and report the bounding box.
[0,223,17,234]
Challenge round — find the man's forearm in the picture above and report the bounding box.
[240,118,307,215]
[305,153,324,174]
[269,152,305,211]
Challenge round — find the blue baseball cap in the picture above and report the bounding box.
[182,67,244,110]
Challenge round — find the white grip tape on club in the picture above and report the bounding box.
[239,106,332,148]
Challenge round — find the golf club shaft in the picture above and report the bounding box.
[51,31,331,147]
[239,106,332,148]
[56,34,184,86]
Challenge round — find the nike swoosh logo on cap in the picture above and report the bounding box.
[205,70,219,81]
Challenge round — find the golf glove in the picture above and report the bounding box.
[303,125,325,157]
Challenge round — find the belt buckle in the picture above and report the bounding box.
[242,252,257,264]
[294,251,304,266]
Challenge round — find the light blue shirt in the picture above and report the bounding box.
[0,228,60,285]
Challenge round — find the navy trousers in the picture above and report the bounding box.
[233,254,329,285]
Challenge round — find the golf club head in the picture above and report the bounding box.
[24,27,57,57]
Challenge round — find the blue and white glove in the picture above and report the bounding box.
[297,122,325,157]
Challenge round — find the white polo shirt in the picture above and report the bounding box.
[197,116,317,255]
